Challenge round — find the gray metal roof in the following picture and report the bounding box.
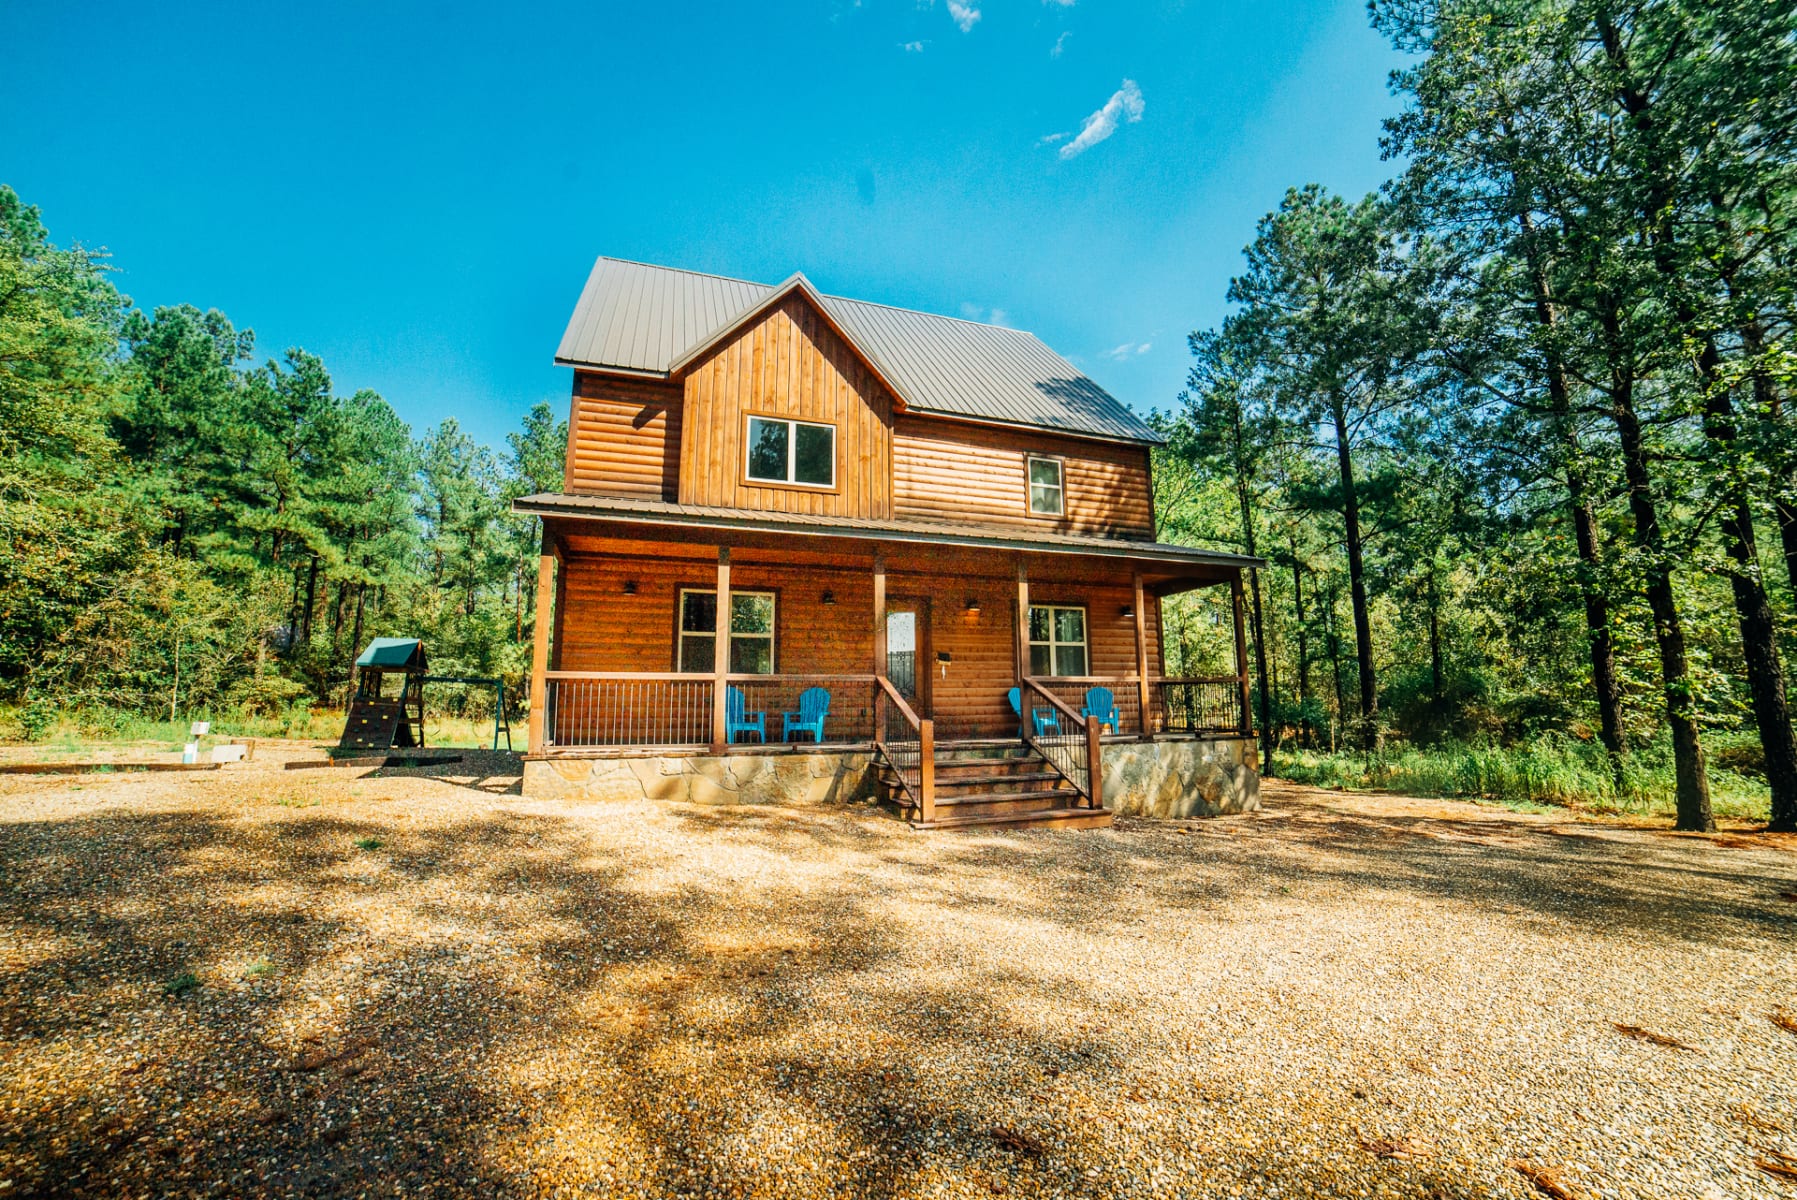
[513,493,1261,570]
[553,256,1163,445]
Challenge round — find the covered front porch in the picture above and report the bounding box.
[518,498,1260,823]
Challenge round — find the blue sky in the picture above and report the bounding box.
[3,0,1404,449]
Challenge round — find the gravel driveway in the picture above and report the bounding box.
[2,746,1794,1199]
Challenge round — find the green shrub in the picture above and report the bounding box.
[1277,734,1771,822]
[16,699,57,741]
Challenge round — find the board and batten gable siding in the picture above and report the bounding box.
[677,295,895,518]
[891,415,1155,538]
[565,373,683,500]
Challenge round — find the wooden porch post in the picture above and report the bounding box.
[918,718,935,823]
[527,550,556,756]
[1014,557,1031,740]
[1086,714,1104,810]
[1230,573,1252,737]
[872,551,887,677]
[711,546,731,753]
[1133,571,1150,737]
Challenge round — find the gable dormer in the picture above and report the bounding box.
[673,284,896,518]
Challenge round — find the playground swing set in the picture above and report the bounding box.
[337,638,513,753]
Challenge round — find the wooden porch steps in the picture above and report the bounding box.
[877,741,1112,831]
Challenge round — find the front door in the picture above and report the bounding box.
[885,598,931,716]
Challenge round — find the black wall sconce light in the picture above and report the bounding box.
[821,590,836,606]
[622,580,638,596]
[964,597,981,616]
[1120,603,1134,619]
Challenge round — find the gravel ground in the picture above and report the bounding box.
[1,744,1794,1200]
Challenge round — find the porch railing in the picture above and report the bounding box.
[725,674,878,745]
[541,672,880,749]
[1020,678,1103,809]
[542,672,714,748]
[1154,676,1246,736]
[875,675,934,821]
[1032,676,1145,737]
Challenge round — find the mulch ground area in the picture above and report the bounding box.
[1,746,1794,1199]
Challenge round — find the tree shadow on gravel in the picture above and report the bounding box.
[0,794,1525,1200]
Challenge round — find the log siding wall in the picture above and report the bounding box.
[566,373,682,500]
[891,416,1154,537]
[556,554,1161,741]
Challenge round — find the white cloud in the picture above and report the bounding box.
[1037,131,1069,146]
[947,1,980,31]
[1103,341,1152,361]
[1050,31,1071,57]
[900,39,926,51]
[1043,0,1076,6]
[958,303,1012,327]
[1056,78,1144,160]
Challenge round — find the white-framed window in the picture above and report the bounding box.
[745,416,835,487]
[1027,456,1064,515]
[1028,604,1088,676]
[678,589,776,674]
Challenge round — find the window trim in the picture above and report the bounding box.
[1027,602,1089,678]
[1025,455,1065,517]
[743,414,838,491]
[676,587,778,675]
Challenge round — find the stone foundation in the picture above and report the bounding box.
[523,751,877,806]
[1100,736,1260,818]
[524,737,1257,818]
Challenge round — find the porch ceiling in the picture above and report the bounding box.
[515,492,1260,588]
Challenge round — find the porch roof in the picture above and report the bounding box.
[511,493,1264,570]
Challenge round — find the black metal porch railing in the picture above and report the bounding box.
[1020,678,1100,807]
[1154,677,1245,736]
[542,673,714,748]
[723,675,877,746]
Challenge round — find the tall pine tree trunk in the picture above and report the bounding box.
[1325,582,1347,752]
[1694,337,1797,831]
[1606,360,1713,831]
[1329,391,1379,749]
[1516,203,1629,786]
[1290,546,1311,747]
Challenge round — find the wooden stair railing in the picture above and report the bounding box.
[1020,677,1104,811]
[874,674,934,823]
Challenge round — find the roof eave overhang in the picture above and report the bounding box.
[510,496,1263,571]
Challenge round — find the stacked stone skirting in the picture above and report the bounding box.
[523,752,877,807]
[1100,736,1260,817]
[524,736,1259,818]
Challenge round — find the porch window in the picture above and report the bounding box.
[1028,604,1087,676]
[746,416,835,487]
[678,589,776,674]
[1027,456,1064,515]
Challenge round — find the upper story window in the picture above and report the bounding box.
[678,589,776,673]
[746,416,835,488]
[1028,604,1088,676]
[1027,456,1064,515]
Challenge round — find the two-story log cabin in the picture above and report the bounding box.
[515,257,1262,828]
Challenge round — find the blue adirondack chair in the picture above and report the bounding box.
[725,686,765,744]
[782,687,831,743]
[1006,686,1060,737]
[1082,686,1120,732]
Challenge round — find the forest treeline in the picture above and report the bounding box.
[1153,0,1797,831]
[0,185,560,733]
